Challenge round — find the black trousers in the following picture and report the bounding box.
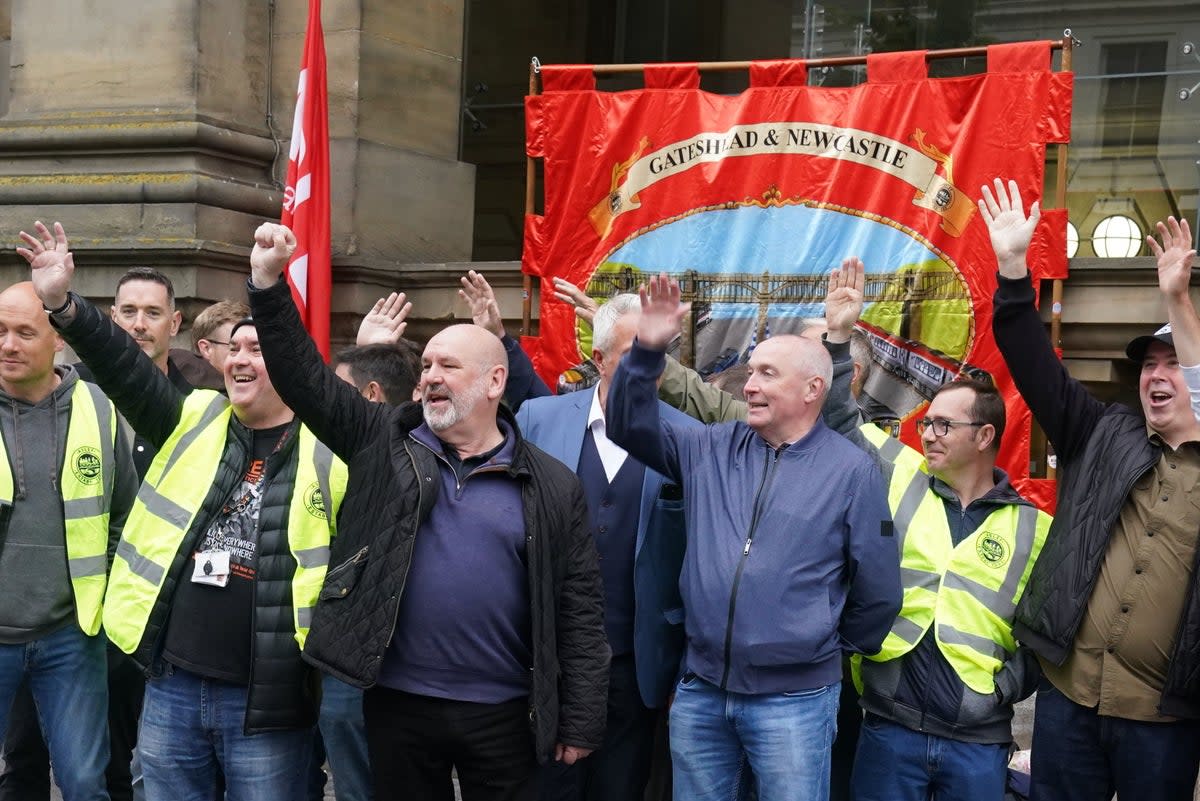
[542,652,657,801]
[364,686,539,801]
[0,644,145,801]
[540,654,658,801]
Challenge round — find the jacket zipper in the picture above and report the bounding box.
[246,440,289,734]
[426,449,508,497]
[720,446,781,689]
[375,441,426,685]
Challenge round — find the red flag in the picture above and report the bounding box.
[281,0,332,360]
[524,44,1072,510]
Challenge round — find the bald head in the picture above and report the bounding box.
[420,325,508,449]
[743,335,832,448]
[0,282,65,403]
[427,324,508,373]
[0,283,50,327]
[756,335,833,395]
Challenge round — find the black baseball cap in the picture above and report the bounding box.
[229,316,256,338]
[1125,323,1175,362]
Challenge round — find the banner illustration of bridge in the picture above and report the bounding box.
[522,43,1073,508]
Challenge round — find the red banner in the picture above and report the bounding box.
[281,0,332,360]
[523,42,1072,508]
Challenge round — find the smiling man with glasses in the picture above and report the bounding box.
[914,418,985,437]
[818,260,1052,801]
[191,300,250,373]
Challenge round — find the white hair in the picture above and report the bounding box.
[591,293,641,353]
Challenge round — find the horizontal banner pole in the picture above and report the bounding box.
[583,40,1067,76]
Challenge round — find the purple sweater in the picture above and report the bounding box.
[377,421,533,703]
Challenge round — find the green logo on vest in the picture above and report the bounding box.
[304,481,326,519]
[976,534,1010,568]
[71,446,102,485]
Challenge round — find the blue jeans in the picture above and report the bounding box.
[669,674,838,801]
[138,665,312,801]
[851,714,1008,801]
[1030,681,1200,801]
[319,675,372,801]
[0,624,110,801]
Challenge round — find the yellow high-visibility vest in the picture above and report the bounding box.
[103,390,347,654]
[0,380,118,636]
[857,424,1051,694]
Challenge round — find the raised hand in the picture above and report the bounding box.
[458,270,505,339]
[551,277,600,325]
[1152,216,1200,370]
[1148,217,1196,300]
[356,292,412,346]
[249,223,297,288]
[637,273,689,351]
[17,221,75,310]
[825,257,865,342]
[978,178,1040,279]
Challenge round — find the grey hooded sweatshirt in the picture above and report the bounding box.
[0,366,136,642]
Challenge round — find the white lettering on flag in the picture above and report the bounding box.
[289,69,308,164]
[292,174,312,210]
[289,254,310,306]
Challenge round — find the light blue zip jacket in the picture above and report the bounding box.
[606,341,902,695]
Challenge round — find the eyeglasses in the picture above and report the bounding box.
[915,418,986,437]
[203,339,230,347]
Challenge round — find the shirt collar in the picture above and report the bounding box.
[587,384,605,431]
[928,467,1027,510]
[1146,423,1200,452]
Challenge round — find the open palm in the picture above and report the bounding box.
[1149,217,1196,299]
[978,178,1039,276]
[17,221,75,308]
[825,257,865,335]
[637,273,689,350]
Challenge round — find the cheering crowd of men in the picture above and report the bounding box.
[0,176,1197,801]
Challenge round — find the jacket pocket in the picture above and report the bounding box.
[955,682,1008,729]
[742,592,833,667]
[319,546,369,601]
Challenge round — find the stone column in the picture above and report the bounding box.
[0,0,476,348]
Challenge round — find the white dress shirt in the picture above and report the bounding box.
[587,387,630,483]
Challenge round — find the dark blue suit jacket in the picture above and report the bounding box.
[515,386,692,708]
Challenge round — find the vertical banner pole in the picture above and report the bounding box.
[1047,31,1074,480]
[522,60,540,337]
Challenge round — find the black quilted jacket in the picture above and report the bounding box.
[54,294,320,734]
[994,274,1200,718]
[248,278,611,759]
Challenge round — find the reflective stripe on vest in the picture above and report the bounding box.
[0,380,117,636]
[288,426,347,650]
[859,426,1052,694]
[103,390,346,655]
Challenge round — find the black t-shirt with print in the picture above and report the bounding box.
[162,423,290,684]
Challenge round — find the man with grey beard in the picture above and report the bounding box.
[244,223,610,801]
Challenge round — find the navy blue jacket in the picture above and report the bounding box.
[517,386,695,708]
[607,342,902,695]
